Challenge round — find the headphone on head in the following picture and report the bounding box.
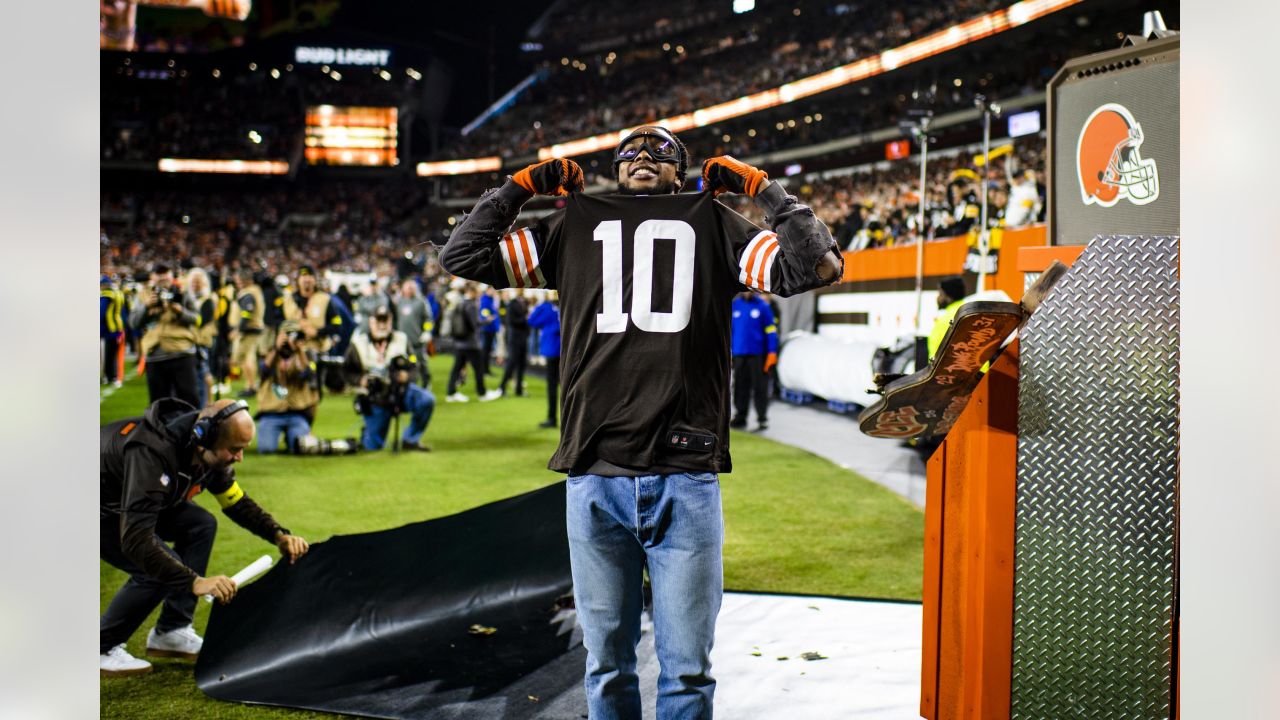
[191,400,250,449]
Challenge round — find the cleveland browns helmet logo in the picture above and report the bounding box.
[1076,103,1160,207]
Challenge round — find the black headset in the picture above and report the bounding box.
[191,400,250,449]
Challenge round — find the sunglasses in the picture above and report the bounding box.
[615,133,680,164]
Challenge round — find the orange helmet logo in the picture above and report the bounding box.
[1076,103,1160,207]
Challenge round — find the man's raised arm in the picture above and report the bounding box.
[440,158,583,285]
[704,155,845,296]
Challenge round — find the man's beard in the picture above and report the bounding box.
[616,177,681,195]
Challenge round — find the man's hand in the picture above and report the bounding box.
[301,323,318,339]
[701,156,769,197]
[764,352,778,374]
[511,158,584,196]
[275,532,309,564]
[192,575,237,603]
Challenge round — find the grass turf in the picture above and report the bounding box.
[100,354,922,718]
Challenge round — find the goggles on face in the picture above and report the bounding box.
[614,131,681,164]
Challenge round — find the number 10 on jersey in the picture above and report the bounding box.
[594,219,696,334]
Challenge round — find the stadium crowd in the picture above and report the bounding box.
[443,0,1017,160]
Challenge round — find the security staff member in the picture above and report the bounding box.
[232,269,266,398]
[129,263,201,407]
[99,398,309,677]
[729,291,779,431]
[101,274,125,388]
[928,276,969,360]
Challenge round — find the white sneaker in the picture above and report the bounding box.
[445,392,470,403]
[145,625,202,660]
[100,644,152,677]
[480,389,504,402]
[111,380,123,389]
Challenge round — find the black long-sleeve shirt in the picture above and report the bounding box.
[101,399,286,591]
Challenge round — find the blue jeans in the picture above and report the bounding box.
[257,412,311,454]
[566,473,724,720]
[361,383,435,450]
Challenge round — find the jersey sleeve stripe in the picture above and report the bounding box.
[741,230,778,291]
[499,234,523,288]
[517,228,546,289]
[738,230,771,288]
[758,239,781,293]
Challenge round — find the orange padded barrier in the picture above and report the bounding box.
[921,341,1019,720]
[839,225,1047,303]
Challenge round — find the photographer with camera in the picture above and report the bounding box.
[230,269,266,399]
[344,307,435,452]
[129,263,202,407]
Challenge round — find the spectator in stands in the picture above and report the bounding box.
[345,307,435,452]
[730,291,779,432]
[1004,168,1042,228]
[527,293,561,429]
[130,263,201,407]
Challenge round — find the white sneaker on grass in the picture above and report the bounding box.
[445,392,470,403]
[480,389,504,402]
[145,625,202,660]
[100,645,152,677]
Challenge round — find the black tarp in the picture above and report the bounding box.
[195,482,592,719]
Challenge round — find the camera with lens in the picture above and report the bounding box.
[353,356,413,416]
[151,283,181,307]
[277,330,305,360]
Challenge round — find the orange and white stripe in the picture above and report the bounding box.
[739,229,780,293]
[499,227,547,289]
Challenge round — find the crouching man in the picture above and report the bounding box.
[345,306,436,451]
[99,398,309,677]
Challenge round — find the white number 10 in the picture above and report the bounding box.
[594,219,695,334]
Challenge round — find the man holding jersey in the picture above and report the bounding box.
[443,125,841,719]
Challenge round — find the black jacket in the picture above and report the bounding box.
[101,399,285,592]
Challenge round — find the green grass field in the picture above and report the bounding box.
[100,355,923,718]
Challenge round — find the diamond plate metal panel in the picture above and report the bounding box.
[1013,235,1178,720]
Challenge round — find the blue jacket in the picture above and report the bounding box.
[426,294,441,336]
[527,301,560,358]
[479,294,501,333]
[328,295,356,355]
[730,295,778,356]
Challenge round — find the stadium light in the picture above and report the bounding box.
[416,157,503,177]
[158,158,288,174]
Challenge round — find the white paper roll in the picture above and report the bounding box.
[203,554,274,603]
